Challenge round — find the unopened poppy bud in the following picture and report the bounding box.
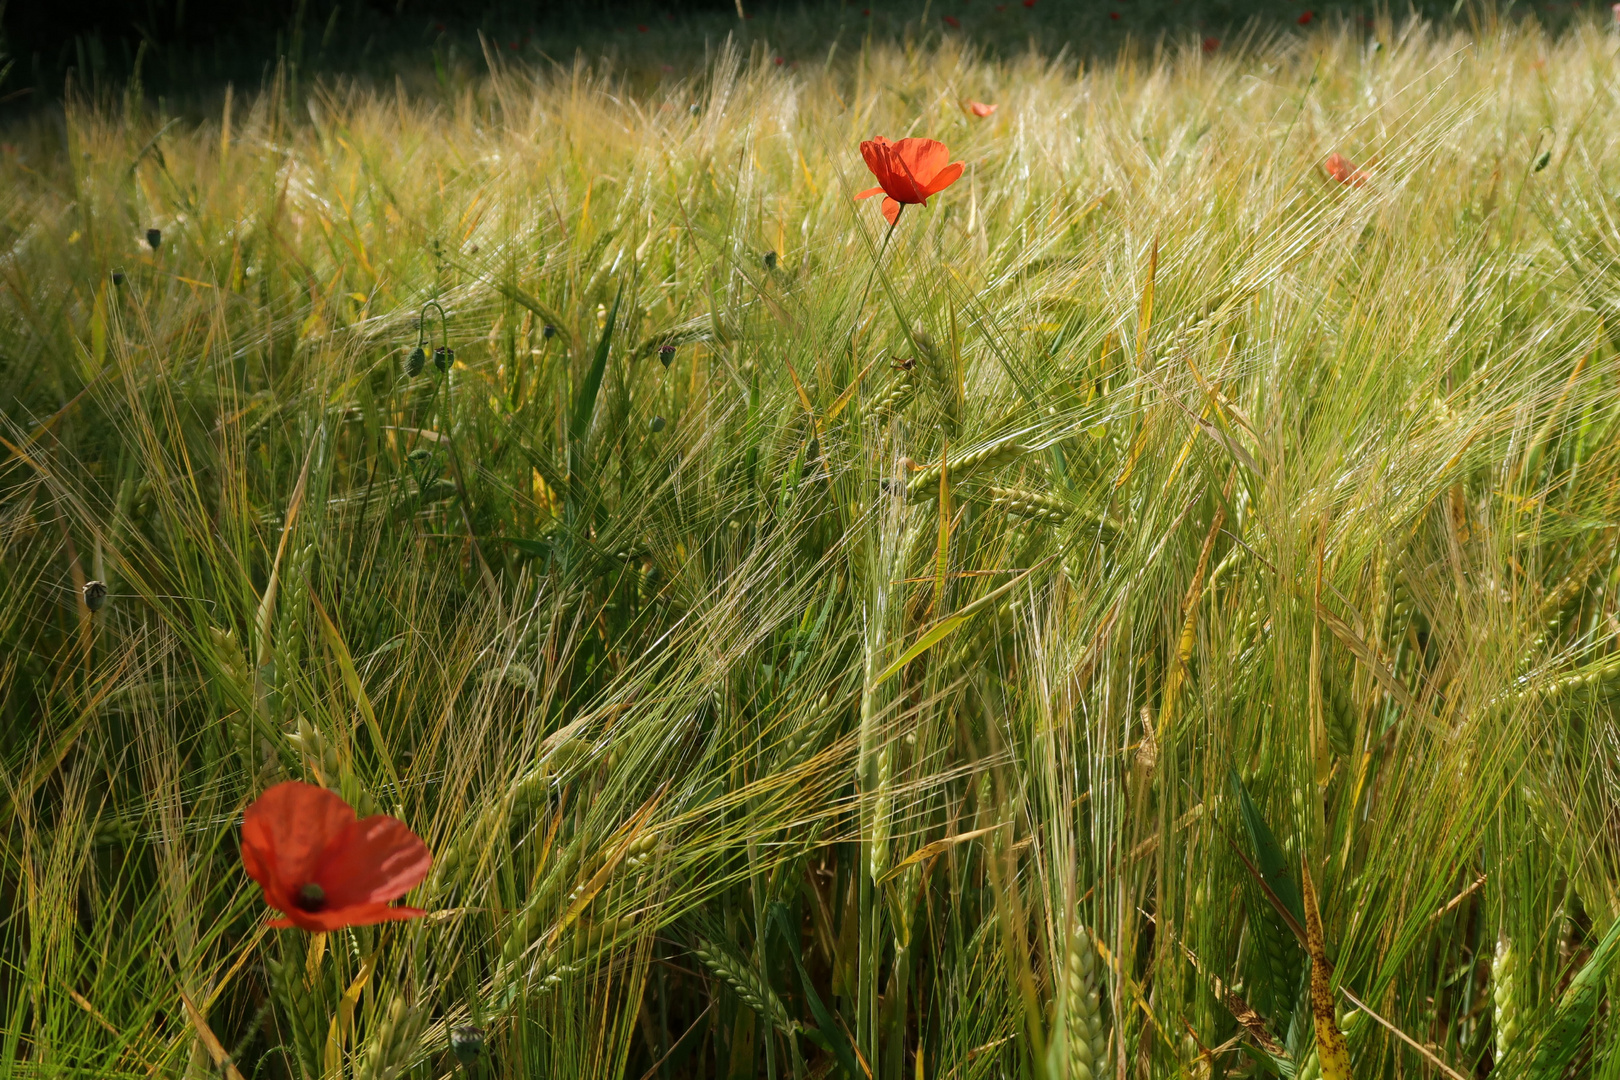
[83,580,108,611]
[650,415,667,432]
[146,228,161,251]
[1534,150,1551,172]
[450,1025,485,1064]
[111,269,126,286]
[764,250,777,270]
[406,346,426,376]
[408,447,433,464]
[543,324,557,339]
[659,343,676,366]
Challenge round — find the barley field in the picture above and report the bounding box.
[4,10,1620,1080]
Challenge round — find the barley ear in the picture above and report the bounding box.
[356,995,425,1080]
[1301,858,1352,1080]
[1493,934,1521,1069]
[267,938,322,1080]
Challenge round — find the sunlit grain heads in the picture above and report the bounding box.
[1493,936,1520,1067]
[82,580,107,612]
[146,228,161,251]
[659,343,676,367]
[650,415,667,432]
[406,347,426,377]
[449,1025,485,1065]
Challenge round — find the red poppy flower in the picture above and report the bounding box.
[1323,152,1368,187]
[944,14,960,25]
[1110,10,1120,17]
[855,137,965,226]
[1202,36,1220,52]
[1023,0,1035,7]
[966,100,998,117]
[241,781,432,931]
[1297,10,1314,24]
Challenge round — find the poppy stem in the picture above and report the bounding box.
[853,209,903,335]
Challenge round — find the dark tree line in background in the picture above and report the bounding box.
[0,0,1598,116]
[0,0,729,108]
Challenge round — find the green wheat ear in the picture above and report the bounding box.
[1493,934,1520,1070]
[356,995,426,1080]
[1068,925,1108,1080]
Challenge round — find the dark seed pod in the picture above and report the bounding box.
[450,1025,485,1065]
[434,346,454,372]
[146,228,161,251]
[406,346,426,377]
[689,103,701,116]
[650,415,667,432]
[1534,150,1551,172]
[764,250,777,270]
[111,269,126,286]
[658,343,676,367]
[83,580,108,612]
[543,324,557,339]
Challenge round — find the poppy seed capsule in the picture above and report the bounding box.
[83,580,108,612]
[406,346,426,377]
[434,346,454,372]
[650,415,667,432]
[543,324,557,339]
[764,250,777,270]
[111,270,126,286]
[450,1026,485,1065]
[146,228,161,251]
[659,343,676,367]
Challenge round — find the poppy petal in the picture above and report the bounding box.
[881,151,928,204]
[270,903,429,932]
[859,138,895,189]
[854,186,886,201]
[924,161,965,197]
[311,813,433,909]
[881,197,901,226]
[892,138,951,190]
[242,782,356,911]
